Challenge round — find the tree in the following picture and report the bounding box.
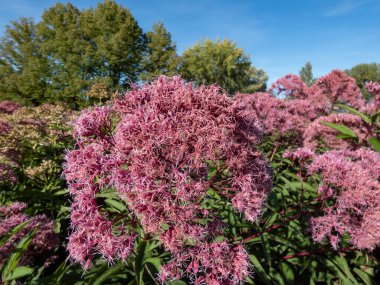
[37,3,87,108]
[80,0,146,87]
[180,39,267,94]
[346,63,380,88]
[140,22,178,81]
[0,1,146,108]
[299,61,314,86]
[0,18,50,105]
[346,63,380,100]
[37,1,145,108]
[243,66,268,93]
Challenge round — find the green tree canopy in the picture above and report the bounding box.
[346,63,380,100]
[140,22,178,81]
[0,0,145,108]
[299,61,314,86]
[80,0,146,87]
[346,63,380,88]
[0,18,49,105]
[180,39,267,94]
[37,3,87,108]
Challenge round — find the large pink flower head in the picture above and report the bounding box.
[315,70,365,109]
[64,76,272,283]
[308,149,380,250]
[0,202,59,266]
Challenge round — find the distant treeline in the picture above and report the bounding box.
[0,0,267,109]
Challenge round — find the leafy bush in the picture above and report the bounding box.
[0,71,379,285]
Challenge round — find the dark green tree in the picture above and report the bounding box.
[346,63,380,88]
[299,61,314,86]
[243,66,268,93]
[140,21,178,81]
[0,18,49,105]
[180,39,267,94]
[37,3,87,108]
[0,1,146,108]
[37,1,145,108]
[80,0,146,87]
[346,63,380,100]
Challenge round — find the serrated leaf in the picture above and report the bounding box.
[280,262,295,284]
[1,228,37,281]
[167,281,187,285]
[4,266,34,281]
[53,189,68,196]
[353,268,378,285]
[0,220,29,247]
[371,110,380,123]
[320,122,358,139]
[92,263,123,285]
[105,198,127,212]
[135,240,150,285]
[324,257,358,285]
[336,104,371,124]
[249,255,272,285]
[368,137,380,152]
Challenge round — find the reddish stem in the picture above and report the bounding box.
[241,211,314,243]
[281,247,353,260]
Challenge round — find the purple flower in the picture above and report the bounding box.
[0,203,59,266]
[307,149,380,250]
[64,76,272,283]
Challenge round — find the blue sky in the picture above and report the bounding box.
[1,0,379,83]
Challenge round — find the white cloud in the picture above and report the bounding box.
[324,0,369,16]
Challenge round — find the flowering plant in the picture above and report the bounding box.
[64,76,272,284]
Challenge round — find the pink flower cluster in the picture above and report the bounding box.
[234,92,305,136]
[0,202,59,266]
[0,120,11,136]
[308,149,380,250]
[362,81,380,114]
[316,70,365,109]
[283,148,315,166]
[238,70,369,141]
[0,162,17,184]
[159,242,249,284]
[64,76,272,284]
[0,101,21,114]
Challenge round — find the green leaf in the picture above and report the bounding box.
[4,266,34,281]
[249,255,272,285]
[104,198,127,213]
[368,137,380,152]
[0,220,29,247]
[280,262,295,284]
[334,255,358,283]
[371,110,380,123]
[336,104,371,124]
[167,281,187,285]
[52,189,68,196]
[353,268,378,285]
[145,257,162,272]
[135,240,150,285]
[228,206,237,235]
[324,256,358,285]
[92,263,123,285]
[320,122,358,139]
[267,235,300,251]
[48,260,70,285]
[1,228,37,282]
